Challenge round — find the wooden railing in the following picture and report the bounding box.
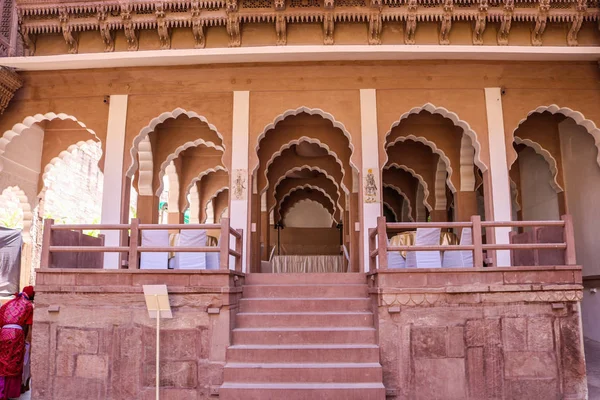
[40,217,243,272]
[368,215,576,272]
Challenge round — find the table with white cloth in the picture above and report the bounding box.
[389,231,459,259]
[272,255,345,273]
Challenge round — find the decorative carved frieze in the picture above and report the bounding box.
[0,67,22,115]
[14,0,600,55]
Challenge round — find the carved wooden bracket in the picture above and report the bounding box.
[98,7,114,52]
[276,14,287,45]
[531,0,550,46]
[497,0,513,45]
[405,0,418,45]
[0,67,23,115]
[472,0,487,45]
[227,13,241,47]
[369,13,382,45]
[59,8,78,54]
[156,5,171,50]
[567,0,586,46]
[121,5,139,51]
[323,13,334,45]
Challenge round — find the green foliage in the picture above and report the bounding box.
[0,207,23,229]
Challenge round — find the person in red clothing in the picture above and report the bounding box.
[0,286,34,400]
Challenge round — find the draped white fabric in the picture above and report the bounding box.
[272,255,345,273]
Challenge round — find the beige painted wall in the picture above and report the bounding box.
[517,146,559,222]
[284,199,333,228]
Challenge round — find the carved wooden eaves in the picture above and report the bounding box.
[15,0,600,54]
[0,68,23,115]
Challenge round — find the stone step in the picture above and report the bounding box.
[242,284,368,298]
[236,312,374,328]
[223,362,383,383]
[232,327,377,345]
[226,344,380,363]
[239,297,372,313]
[219,382,386,400]
[245,273,366,285]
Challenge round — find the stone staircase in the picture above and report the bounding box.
[220,273,385,400]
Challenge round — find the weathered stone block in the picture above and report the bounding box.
[143,329,199,363]
[412,327,447,358]
[143,361,198,388]
[110,326,143,400]
[560,315,588,397]
[502,317,527,351]
[53,377,106,399]
[466,347,484,399]
[141,388,199,400]
[56,328,99,376]
[504,351,557,378]
[448,326,465,358]
[505,378,559,399]
[465,319,500,348]
[527,317,554,351]
[75,354,108,380]
[413,358,466,400]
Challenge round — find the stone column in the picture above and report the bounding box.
[484,88,512,266]
[230,91,250,271]
[454,191,478,222]
[360,89,381,271]
[101,95,128,268]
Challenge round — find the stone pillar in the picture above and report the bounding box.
[484,88,512,266]
[230,91,250,271]
[136,195,159,224]
[101,95,128,269]
[455,191,478,222]
[360,89,381,271]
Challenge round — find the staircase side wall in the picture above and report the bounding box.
[30,270,244,400]
[370,267,587,400]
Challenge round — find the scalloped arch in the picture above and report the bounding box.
[460,134,476,192]
[281,193,339,224]
[434,159,447,211]
[0,113,100,166]
[40,140,102,196]
[255,106,358,171]
[126,108,225,178]
[383,201,399,223]
[284,199,334,228]
[386,134,456,193]
[277,184,338,222]
[0,186,33,243]
[383,183,415,222]
[271,165,342,205]
[511,105,600,171]
[155,139,225,196]
[137,136,154,196]
[261,137,349,194]
[384,103,488,173]
[513,137,563,193]
[165,162,181,212]
[182,166,229,209]
[188,184,200,223]
[204,186,229,223]
[385,163,432,211]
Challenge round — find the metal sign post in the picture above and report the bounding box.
[142,285,173,400]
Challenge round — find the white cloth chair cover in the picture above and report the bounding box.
[442,228,474,268]
[140,230,169,269]
[173,229,207,270]
[387,237,406,269]
[406,228,442,268]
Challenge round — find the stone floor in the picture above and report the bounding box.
[586,337,600,399]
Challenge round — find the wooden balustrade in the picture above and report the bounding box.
[368,214,576,272]
[40,218,244,272]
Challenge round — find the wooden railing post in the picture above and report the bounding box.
[220,218,231,270]
[40,219,54,268]
[235,229,243,272]
[562,214,576,265]
[377,216,388,270]
[368,228,376,273]
[128,219,139,270]
[471,215,483,268]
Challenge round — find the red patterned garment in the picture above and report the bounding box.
[0,294,33,378]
